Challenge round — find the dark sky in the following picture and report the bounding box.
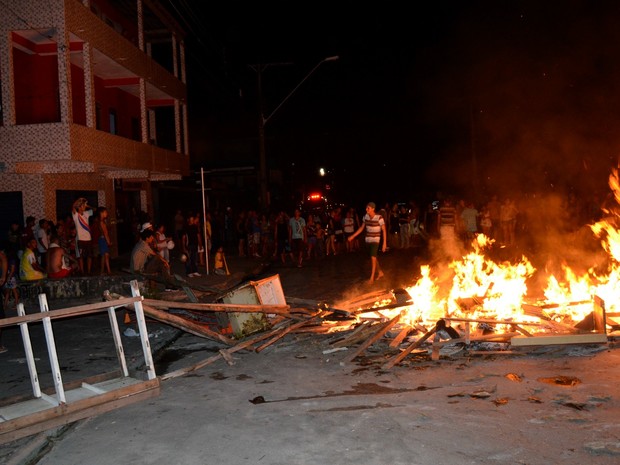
[170,0,620,208]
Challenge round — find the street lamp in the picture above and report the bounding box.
[253,55,339,212]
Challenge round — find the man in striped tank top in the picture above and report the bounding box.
[348,202,387,283]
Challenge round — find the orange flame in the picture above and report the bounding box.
[360,169,620,332]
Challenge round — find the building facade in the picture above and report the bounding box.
[0,0,189,255]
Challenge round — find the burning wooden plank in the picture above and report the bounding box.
[337,290,394,311]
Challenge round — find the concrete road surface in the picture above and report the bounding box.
[3,247,620,464]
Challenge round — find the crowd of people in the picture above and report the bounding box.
[0,198,116,309]
[208,202,428,267]
[0,188,603,355]
[0,188,602,315]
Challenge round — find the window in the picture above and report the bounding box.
[131,117,140,141]
[95,103,102,130]
[109,108,117,135]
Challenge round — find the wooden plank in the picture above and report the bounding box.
[255,313,322,353]
[593,295,607,333]
[0,377,158,432]
[143,299,292,314]
[331,321,377,348]
[510,333,608,347]
[442,316,547,326]
[383,325,437,369]
[182,286,199,303]
[433,332,520,348]
[219,349,235,366]
[160,322,294,380]
[521,304,580,333]
[389,324,412,348]
[467,350,521,355]
[141,303,235,345]
[0,296,142,328]
[337,290,394,311]
[0,379,160,445]
[512,324,533,337]
[345,312,403,362]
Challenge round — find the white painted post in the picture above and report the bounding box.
[38,294,66,404]
[17,303,41,398]
[130,280,157,380]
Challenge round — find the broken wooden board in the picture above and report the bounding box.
[143,299,293,315]
[141,304,235,345]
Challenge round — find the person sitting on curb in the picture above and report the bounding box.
[130,229,177,287]
[19,238,46,281]
[47,235,77,279]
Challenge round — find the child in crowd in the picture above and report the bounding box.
[214,246,229,275]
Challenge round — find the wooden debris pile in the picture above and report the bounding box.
[107,282,616,375]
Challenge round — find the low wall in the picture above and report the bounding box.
[17,275,146,306]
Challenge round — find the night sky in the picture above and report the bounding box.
[170,0,620,209]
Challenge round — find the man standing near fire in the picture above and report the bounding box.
[348,202,387,283]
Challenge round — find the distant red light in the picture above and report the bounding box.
[308,193,322,201]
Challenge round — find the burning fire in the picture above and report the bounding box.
[366,168,620,333]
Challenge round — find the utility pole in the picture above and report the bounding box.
[251,56,339,212]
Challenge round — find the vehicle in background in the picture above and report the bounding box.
[299,192,329,218]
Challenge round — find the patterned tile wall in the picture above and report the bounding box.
[0,125,72,169]
[0,0,188,255]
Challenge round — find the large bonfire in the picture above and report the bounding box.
[376,169,620,332]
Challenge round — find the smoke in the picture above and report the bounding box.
[413,1,620,200]
[428,226,466,264]
[418,186,612,300]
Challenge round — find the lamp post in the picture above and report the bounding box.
[253,55,339,212]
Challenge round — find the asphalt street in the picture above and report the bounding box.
[2,246,620,464]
